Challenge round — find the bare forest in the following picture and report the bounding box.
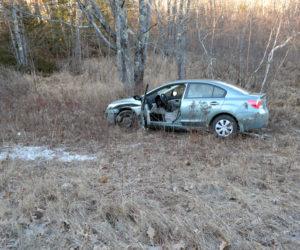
[0,0,300,249]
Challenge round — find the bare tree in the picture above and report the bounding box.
[238,23,247,86]
[76,0,152,91]
[176,0,190,80]
[2,0,29,68]
[110,0,133,87]
[196,21,214,78]
[260,30,300,93]
[134,0,152,89]
[76,0,116,50]
[166,0,177,58]
[2,1,19,64]
[71,8,83,73]
[1,0,299,94]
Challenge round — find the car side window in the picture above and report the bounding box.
[212,86,226,97]
[185,83,226,98]
[186,84,214,98]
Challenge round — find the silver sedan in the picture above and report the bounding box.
[105,80,269,137]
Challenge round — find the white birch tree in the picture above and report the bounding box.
[1,0,29,68]
[76,0,152,91]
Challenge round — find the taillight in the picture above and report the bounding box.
[247,100,262,109]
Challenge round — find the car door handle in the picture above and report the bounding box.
[209,101,219,105]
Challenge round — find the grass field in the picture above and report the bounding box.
[0,58,299,249]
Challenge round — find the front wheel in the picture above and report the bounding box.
[116,110,136,128]
[212,115,237,137]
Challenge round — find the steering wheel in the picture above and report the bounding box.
[160,94,168,107]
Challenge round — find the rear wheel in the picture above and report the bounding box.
[212,115,237,137]
[116,110,136,128]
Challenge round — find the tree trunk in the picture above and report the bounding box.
[133,0,152,91]
[176,0,190,80]
[18,0,28,66]
[166,0,171,55]
[176,0,183,79]
[75,9,82,68]
[167,0,177,58]
[9,0,28,67]
[77,0,117,51]
[114,0,133,88]
[71,8,82,73]
[238,24,247,86]
[77,0,152,91]
[2,2,19,63]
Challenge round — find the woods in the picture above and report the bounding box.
[1,1,300,249]
[0,0,299,90]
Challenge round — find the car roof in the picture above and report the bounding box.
[156,79,250,95]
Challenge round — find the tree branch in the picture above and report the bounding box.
[76,0,117,50]
[89,0,116,41]
[142,23,157,36]
[1,1,91,29]
[260,31,300,93]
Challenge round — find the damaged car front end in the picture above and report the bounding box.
[105,97,142,127]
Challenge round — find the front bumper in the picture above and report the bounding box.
[105,108,118,124]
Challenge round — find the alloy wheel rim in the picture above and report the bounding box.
[215,119,233,137]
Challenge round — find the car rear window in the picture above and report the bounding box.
[213,86,226,97]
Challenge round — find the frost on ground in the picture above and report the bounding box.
[0,144,96,162]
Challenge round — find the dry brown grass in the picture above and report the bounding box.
[0,57,300,249]
[0,59,124,144]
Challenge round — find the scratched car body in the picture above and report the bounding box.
[105,80,269,137]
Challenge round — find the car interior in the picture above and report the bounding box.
[144,84,186,124]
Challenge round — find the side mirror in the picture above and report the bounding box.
[133,95,142,100]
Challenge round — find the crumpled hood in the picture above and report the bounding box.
[110,97,141,106]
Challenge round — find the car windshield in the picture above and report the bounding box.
[156,85,180,95]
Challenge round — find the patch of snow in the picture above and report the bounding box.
[0,144,96,162]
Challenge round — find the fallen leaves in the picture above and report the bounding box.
[219,241,229,250]
[105,187,115,196]
[185,160,191,166]
[33,209,44,220]
[62,221,70,233]
[99,176,107,183]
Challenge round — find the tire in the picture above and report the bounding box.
[212,115,237,137]
[116,110,136,128]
